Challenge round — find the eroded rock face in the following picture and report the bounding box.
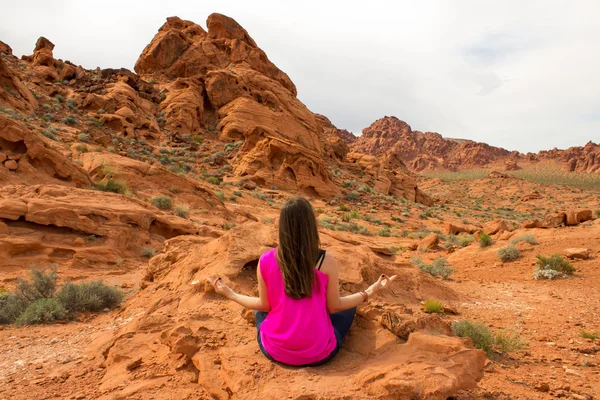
[95,223,485,399]
[0,116,89,186]
[352,116,512,172]
[0,184,218,271]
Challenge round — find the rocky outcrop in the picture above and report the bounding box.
[536,141,600,173]
[134,15,341,196]
[352,116,513,172]
[0,184,218,271]
[0,115,89,186]
[0,40,12,55]
[95,223,485,399]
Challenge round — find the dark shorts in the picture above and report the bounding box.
[254,307,357,367]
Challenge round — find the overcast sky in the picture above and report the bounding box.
[2,0,599,153]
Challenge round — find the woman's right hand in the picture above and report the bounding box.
[208,276,235,299]
[366,274,398,297]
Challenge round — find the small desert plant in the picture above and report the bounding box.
[94,178,128,195]
[75,144,88,153]
[411,257,454,279]
[423,299,444,313]
[0,292,27,324]
[78,133,90,142]
[376,227,392,237]
[206,176,220,185]
[497,245,520,262]
[215,190,225,201]
[233,190,242,197]
[262,217,274,224]
[511,234,538,245]
[344,191,359,201]
[173,204,190,218]
[16,267,59,302]
[493,329,525,354]
[150,195,173,210]
[61,115,78,125]
[141,247,156,258]
[337,204,350,212]
[15,298,70,326]
[451,320,494,354]
[581,331,599,340]
[478,232,493,248]
[56,281,123,312]
[533,254,574,280]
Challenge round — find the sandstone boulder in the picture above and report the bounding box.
[537,212,566,229]
[521,219,539,229]
[564,248,591,260]
[446,222,478,235]
[482,219,508,235]
[418,233,439,251]
[566,209,593,226]
[0,40,12,55]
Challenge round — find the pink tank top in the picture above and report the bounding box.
[258,248,337,365]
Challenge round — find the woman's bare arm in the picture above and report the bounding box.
[323,253,396,313]
[208,260,271,312]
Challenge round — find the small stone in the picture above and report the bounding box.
[126,357,142,371]
[4,160,18,170]
[534,383,550,393]
[565,368,581,377]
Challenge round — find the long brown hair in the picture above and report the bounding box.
[277,197,320,299]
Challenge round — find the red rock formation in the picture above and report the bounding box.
[352,116,513,172]
[0,40,12,55]
[536,141,600,173]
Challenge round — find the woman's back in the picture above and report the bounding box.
[258,248,337,365]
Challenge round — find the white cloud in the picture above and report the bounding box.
[1,0,598,152]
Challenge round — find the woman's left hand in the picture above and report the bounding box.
[209,276,235,299]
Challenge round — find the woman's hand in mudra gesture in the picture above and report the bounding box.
[209,276,235,299]
[366,274,398,297]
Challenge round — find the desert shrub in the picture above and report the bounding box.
[493,329,525,354]
[16,267,59,302]
[478,232,493,248]
[94,178,127,195]
[15,298,70,326]
[262,217,274,224]
[61,115,78,125]
[376,227,391,237]
[78,133,90,142]
[344,191,359,201]
[511,234,538,245]
[451,320,494,354]
[56,281,123,313]
[411,257,454,279]
[251,190,267,201]
[0,293,27,324]
[151,195,173,210]
[87,117,104,127]
[233,190,242,197]
[223,223,236,230]
[206,176,220,185]
[174,204,190,218]
[581,331,599,340]
[444,234,474,248]
[141,247,156,258]
[337,204,350,212]
[42,130,58,141]
[452,320,524,356]
[423,299,443,313]
[215,190,225,201]
[497,245,520,262]
[533,254,574,280]
[75,144,88,153]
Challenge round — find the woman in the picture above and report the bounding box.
[210,197,397,366]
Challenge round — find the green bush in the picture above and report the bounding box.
[56,281,123,312]
[94,178,128,195]
[581,331,599,340]
[174,204,190,218]
[497,245,520,262]
[0,292,27,324]
[151,195,173,210]
[206,176,220,185]
[452,320,524,356]
[141,247,156,258]
[61,115,78,125]
[75,144,88,153]
[233,190,242,197]
[451,320,494,354]
[411,257,454,279]
[478,232,493,248]
[344,191,359,201]
[511,234,538,245]
[423,299,443,313]
[337,205,350,212]
[215,190,225,201]
[16,267,58,302]
[533,254,574,280]
[15,298,70,326]
[78,133,90,142]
